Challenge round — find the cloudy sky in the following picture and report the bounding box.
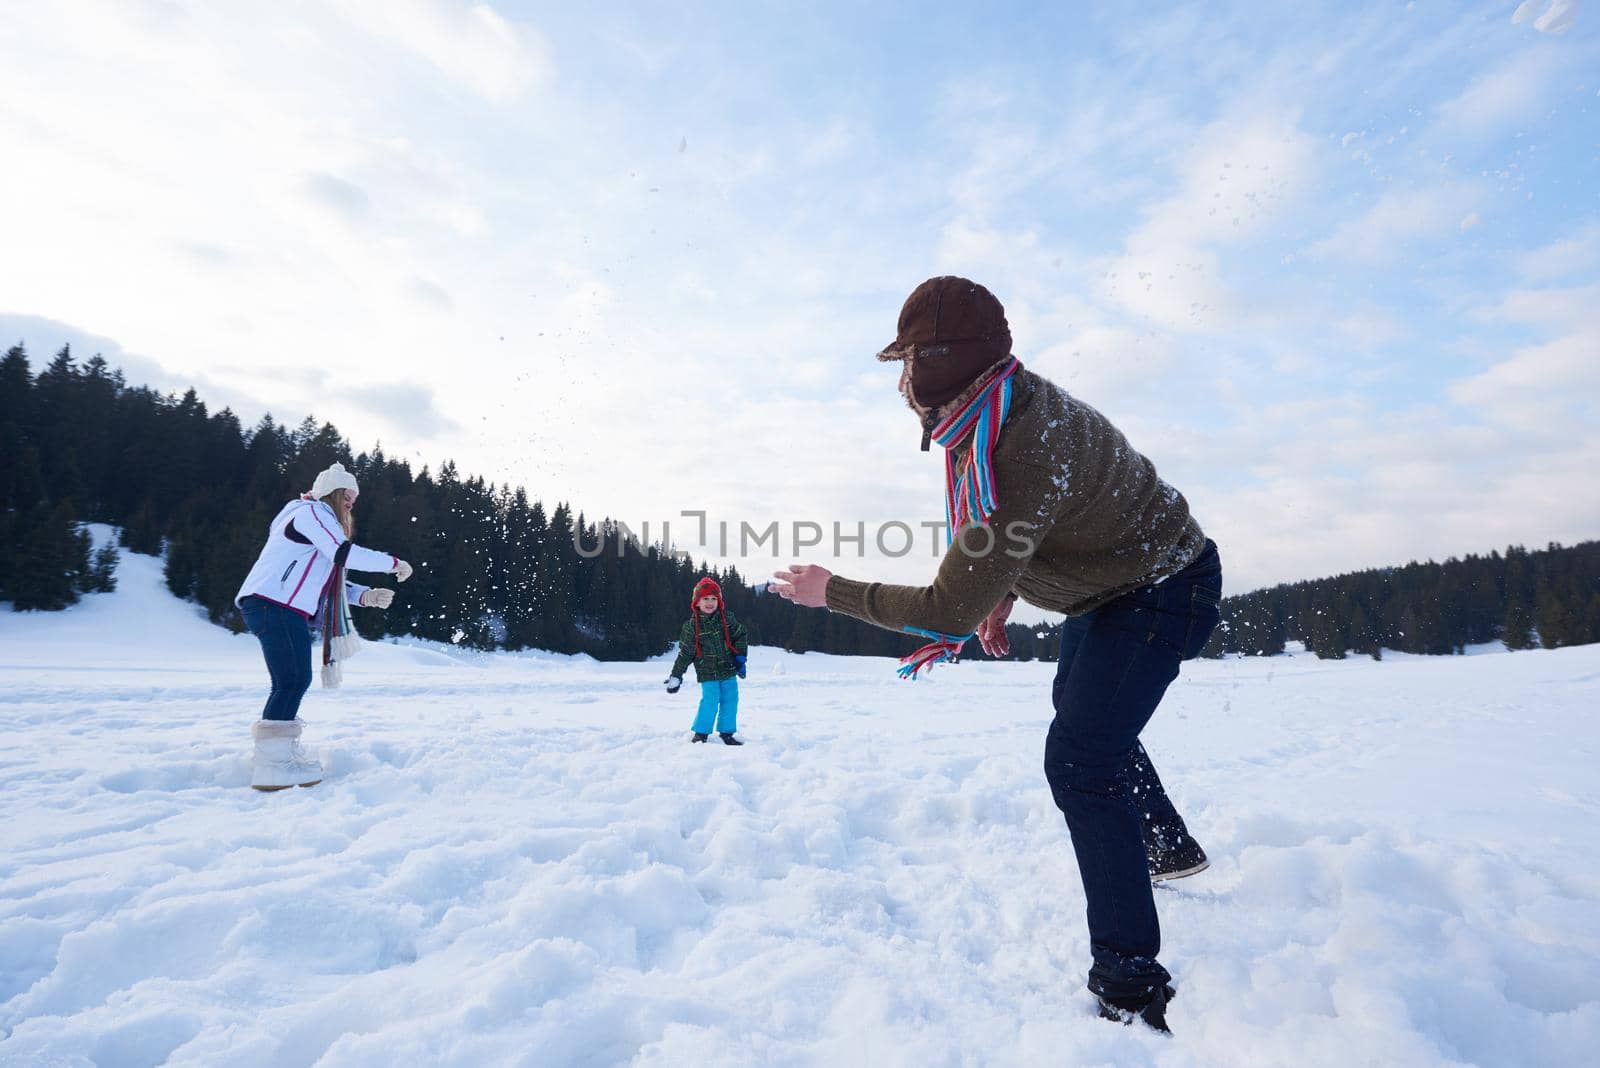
[2,0,1596,609]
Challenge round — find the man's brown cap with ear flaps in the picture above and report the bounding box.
[877,276,1013,410]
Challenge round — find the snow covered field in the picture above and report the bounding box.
[2,546,1598,1067]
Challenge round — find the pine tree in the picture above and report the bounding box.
[0,344,32,426]
[11,504,91,611]
[541,504,578,652]
[29,347,86,502]
[1535,585,1582,650]
[165,534,198,600]
[0,428,44,512]
[0,345,38,512]
[76,355,121,519]
[88,542,120,593]
[1349,602,1380,660]
[0,511,13,603]
[786,607,824,653]
[1502,600,1535,650]
[120,502,164,555]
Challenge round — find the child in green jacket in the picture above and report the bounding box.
[664,577,749,744]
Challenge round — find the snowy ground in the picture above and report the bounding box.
[2,543,1598,1067]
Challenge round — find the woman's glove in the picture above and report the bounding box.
[393,559,414,582]
[734,655,747,679]
[359,588,395,609]
[664,676,682,694]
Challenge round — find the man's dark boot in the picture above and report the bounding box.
[691,732,709,743]
[1148,834,1209,883]
[719,733,743,746]
[1097,983,1175,1034]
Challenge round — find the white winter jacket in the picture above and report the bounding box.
[235,498,399,618]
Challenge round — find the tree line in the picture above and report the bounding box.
[2,343,1595,661]
[1191,541,1600,659]
[0,343,923,660]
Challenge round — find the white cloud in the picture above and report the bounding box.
[0,0,545,459]
[1097,246,1234,333]
[330,0,549,101]
[1131,117,1316,250]
[1482,281,1600,331]
[1513,0,1581,35]
[1435,49,1561,135]
[1335,310,1406,350]
[1191,385,1600,592]
[1030,325,1177,403]
[1203,449,1600,593]
[302,172,373,220]
[1535,1,1579,35]
[1100,273,1600,592]
[1307,183,1482,262]
[1180,280,1599,590]
[1515,221,1600,280]
[346,382,461,437]
[1451,283,1600,429]
[1100,112,1318,330]
[934,219,1046,280]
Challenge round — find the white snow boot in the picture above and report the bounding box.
[251,718,323,791]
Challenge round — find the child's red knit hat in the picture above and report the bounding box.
[690,577,736,658]
[692,577,723,608]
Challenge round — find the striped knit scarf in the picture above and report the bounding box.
[320,568,361,688]
[306,496,363,688]
[935,356,1021,539]
[897,357,1022,680]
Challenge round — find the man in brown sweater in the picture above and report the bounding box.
[774,276,1223,1034]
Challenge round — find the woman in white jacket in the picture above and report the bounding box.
[234,462,412,790]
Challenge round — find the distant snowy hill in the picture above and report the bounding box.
[2,543,1597,1065]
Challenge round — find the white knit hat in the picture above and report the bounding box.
[310,462,359,499]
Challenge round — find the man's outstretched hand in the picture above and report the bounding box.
[772,564,833,608]
[976,595,1016,657]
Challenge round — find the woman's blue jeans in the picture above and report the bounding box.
[239,596,313,721]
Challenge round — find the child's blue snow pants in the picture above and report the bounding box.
[692,677,738,734]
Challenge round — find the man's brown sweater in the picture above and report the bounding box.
[825,369,1206,636]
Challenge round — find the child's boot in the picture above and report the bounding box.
[691,732,709,743]
[720,733,743,746]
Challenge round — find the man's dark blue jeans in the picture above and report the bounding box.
[239,596,313,721]
[1044,540,1222,1003]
